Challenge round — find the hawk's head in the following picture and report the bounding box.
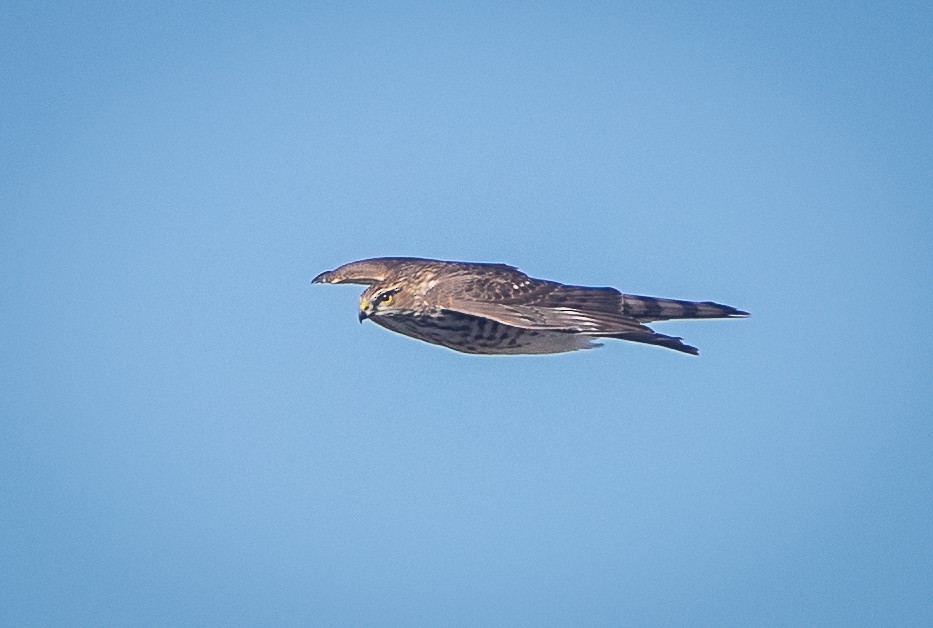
[358,284,406,323]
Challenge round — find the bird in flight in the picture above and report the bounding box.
[312,257,748,355]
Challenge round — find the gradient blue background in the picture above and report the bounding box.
[2,2,931,626]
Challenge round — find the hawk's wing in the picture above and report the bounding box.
[434,275,700,354]
[312,257,439,285]
[431,270,672,337]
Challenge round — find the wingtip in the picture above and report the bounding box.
[311,271,333,284]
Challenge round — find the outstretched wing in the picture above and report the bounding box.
[312,257,428,285]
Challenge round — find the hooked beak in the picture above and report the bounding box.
[358,296,371,323]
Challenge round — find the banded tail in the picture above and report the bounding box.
[622,294,749,323]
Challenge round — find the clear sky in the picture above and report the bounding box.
[2,2,931,626]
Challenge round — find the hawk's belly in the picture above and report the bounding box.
[373,311,598,354]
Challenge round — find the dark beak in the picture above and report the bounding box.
[358,310,368,323]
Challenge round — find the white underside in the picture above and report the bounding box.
[483,332,602,354]
[373,311,604,355]
[374,316,601,355]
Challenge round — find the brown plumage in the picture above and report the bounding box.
[312,257,748,355]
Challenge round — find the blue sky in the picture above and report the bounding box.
[2,2,931,625]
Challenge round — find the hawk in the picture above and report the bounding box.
[312,257,748,355]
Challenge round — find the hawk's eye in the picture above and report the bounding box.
[382,293,393,305]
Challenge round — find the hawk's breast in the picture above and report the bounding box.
[372,310,597,354]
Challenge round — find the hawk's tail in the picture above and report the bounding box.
[621,294,749,322]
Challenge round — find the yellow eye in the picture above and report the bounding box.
[375,289,398,306]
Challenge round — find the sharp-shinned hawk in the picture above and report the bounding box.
[312,257,748,355]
